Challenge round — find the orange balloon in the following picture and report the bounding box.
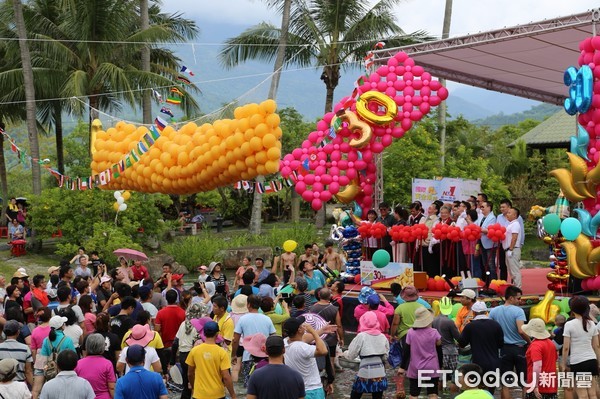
[265,160,280,174]
[266,113,280,128]
[262,134,277,148]
[267,147,281,161]
[255,151,268,165]
[250,137,263,152]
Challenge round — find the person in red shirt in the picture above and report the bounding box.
[131,259,150,282]
[330,280,344,317]
[155,289,186,374]
[522,318,558,399]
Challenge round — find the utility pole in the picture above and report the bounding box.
[439,0,452,168]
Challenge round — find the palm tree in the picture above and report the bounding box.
[11,0,42,195]
[220,0,431,113]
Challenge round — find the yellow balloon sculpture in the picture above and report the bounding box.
[91,100,282,194]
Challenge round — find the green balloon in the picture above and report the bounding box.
[543,214,561,235]
[559,298,570,314]
[372,249,390,268]
[451,303,462,319]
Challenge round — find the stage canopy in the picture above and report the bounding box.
[374,9,599,105]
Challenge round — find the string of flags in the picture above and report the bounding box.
[1,65,195,191]
[233,175,295,194]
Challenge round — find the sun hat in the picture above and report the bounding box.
[125,324,154,347]
[359,311,381,335]
[412,307,434,328]
[243,334,268,358]
[457,289,477,300]
[17,267,28,277]
[231,294,249,314]
[190,318,224,343]
[0,358,18,381]
[12,271,27,279]
[358,286,376,304]
[400,285,419,302]
[205,281,216,297]
[439,296,453,315]
[208,261,221,273]
[522,318,551,340]
[471,301,488,313]
[126,345,146,364]
[3,320,21,336]
[47,266,60,274]
[367,293,380,308]
[49,315,68,329]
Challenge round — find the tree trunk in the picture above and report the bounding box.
[0,131,8,226]
[140,0,152,124]
[249,0,292,235]
[54,101,64,174]
[13,0,41,195]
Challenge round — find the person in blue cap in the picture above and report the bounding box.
[114,345,167,399]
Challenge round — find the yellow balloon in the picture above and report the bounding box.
[122,191,131,200]
[283,240,297,252]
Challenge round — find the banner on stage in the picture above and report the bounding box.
[412,177,481,210]
[361,261,414,288]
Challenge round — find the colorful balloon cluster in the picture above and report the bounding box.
[113,190,131,212]
[547,244,569,292]
[485,223,506,243]
[280,52,448,214]
[91,100,282,194]
[432,224,462,242]
[341,226,362,276]
[426,275,485,292]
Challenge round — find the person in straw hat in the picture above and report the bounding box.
[458,301,503,396]
[230,294,249,382]
[398,307,441,399]
[522,318,557,399]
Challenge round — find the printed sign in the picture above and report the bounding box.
[412,177,481,210]
[361,261,414,287]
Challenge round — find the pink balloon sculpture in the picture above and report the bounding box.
[280,51,448,214]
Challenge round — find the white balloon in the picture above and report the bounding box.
[118,203,127,212]
[114,191,122,200]
[117,197,125,205]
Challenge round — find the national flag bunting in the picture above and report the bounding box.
[177,75,191,85]
[154,117,167,131]
[160,107,175,119]
[180,65,194,76]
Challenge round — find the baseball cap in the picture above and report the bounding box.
[367,293,380,307]
[439,297,453,315]
[100,275,112,284]
[47,266,60,274]
[471,301,488,313]
[126,345,146,364]
[282,317,304,337]
[457,289,476,300]
[203,321,219,335]
[171,274,184,281]
[3,320,21,336]
[265,335,285,349]
[255,257,264,262]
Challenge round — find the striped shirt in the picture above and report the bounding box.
[0,339,32,381]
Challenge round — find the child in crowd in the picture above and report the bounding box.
[455,363,494,398]
[551,314,565,352]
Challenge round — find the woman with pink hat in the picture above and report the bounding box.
[116,325,161,375]
[343,312,389,399]
[242,333,269,373]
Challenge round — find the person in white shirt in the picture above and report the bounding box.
[502,208,522,288]
[497,199,525,281]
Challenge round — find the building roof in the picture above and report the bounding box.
[508,111,575,149]
[374,10,598,105]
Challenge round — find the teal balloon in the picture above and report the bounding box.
[372,249,390,268]
[560,217,582,241]
[542,214,561,235]
[353,201,363,218]
[574,208,594,237]
[590,210,600,237]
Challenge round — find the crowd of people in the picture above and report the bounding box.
[365,194,525,287]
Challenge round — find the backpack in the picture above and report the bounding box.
[44,335,67,381]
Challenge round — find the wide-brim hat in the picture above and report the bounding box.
[412,307,434,328]
[231,294,248,314]
[208,261,221,273]
[401,285,419,301]
[190,317,224,344]
[522,318,550,340]
[47,266,60,274]
[125,324,154,347]
[243,333,268,358]
[358,287,376,304]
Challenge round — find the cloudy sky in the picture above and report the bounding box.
[163,0,599,37]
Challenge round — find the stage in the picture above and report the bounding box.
[340,267,600,332]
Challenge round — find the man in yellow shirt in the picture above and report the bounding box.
[213,296,235,352]
[455,289,477,333]
[187,321,236,399]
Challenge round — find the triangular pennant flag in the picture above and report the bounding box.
[143,133,155,146]
[10,142,18,153]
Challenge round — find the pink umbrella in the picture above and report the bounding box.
[113,248,148,262]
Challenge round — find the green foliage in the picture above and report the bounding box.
[28,188,172,257]
[56,222,143,267]
[163,224,317,271]
[63,121,91,178]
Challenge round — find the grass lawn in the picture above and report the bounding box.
[0,248,61,278]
